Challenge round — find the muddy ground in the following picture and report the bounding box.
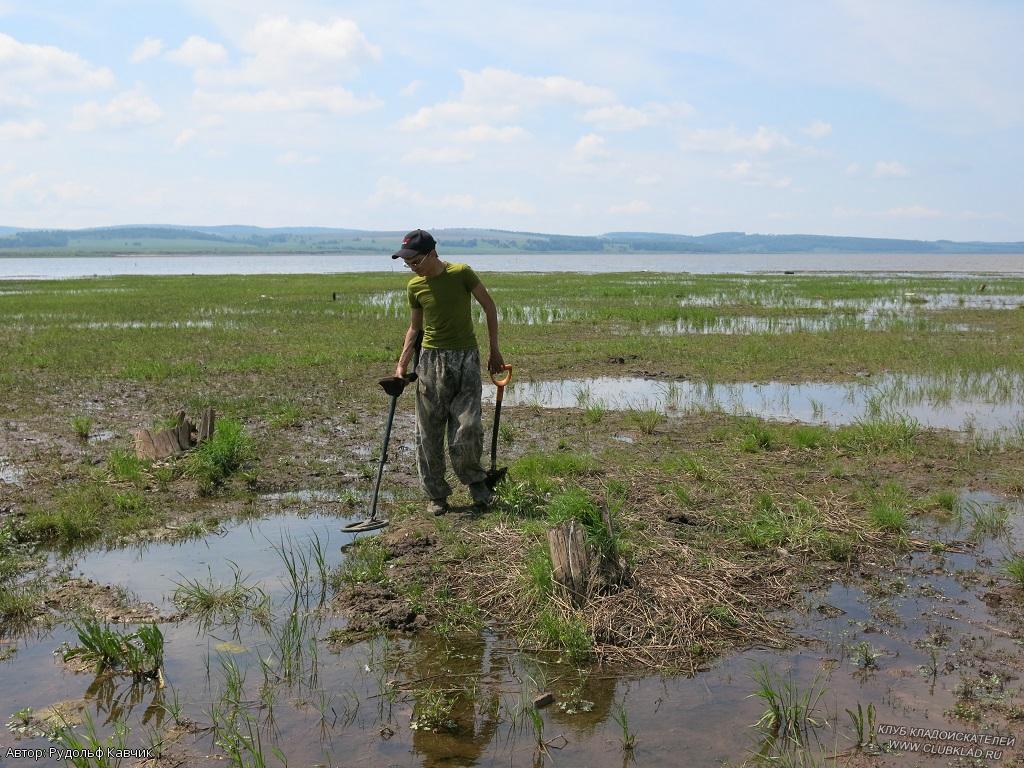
[2,366,1024,767]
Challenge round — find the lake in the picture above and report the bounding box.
[2,251,1024,278]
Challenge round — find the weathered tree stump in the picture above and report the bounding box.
[134,429,158,460]
[547,520,594,607]
[133,407,215,459]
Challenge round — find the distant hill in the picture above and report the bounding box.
[0,225,1021,256]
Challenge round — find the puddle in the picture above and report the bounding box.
[677,292,1024,312]
[642,314,973,335]
[2,492,1021,766]
[488,373,1024,435]
[55,511,357,608]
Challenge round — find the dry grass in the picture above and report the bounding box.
[440,462,892,669]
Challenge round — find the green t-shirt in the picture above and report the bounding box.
[407,263,481,349]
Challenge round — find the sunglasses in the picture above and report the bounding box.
[403,251,432,268]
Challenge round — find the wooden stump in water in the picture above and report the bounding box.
[133,406,215,459]
[547,520,594,607]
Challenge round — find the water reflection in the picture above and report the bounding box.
[487,373,1024,435]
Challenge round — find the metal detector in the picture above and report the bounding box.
[342,333,421,533]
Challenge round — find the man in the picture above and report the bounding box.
[392,229,504,515]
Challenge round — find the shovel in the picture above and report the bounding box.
[485,364,513,490]
[343,332,422,533]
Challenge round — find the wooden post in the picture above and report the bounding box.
[547,520,593,607]
[198,407,215,443]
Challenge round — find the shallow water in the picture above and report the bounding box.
[642,314,973,335]
[488,373,1024,435]
[3,252,1024,279]
[2,493,1024,765]
[2,492,1021,765]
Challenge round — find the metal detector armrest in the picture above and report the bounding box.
[378,375,415,397]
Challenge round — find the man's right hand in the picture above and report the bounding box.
[394,363,407,379]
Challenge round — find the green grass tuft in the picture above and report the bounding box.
[536,606,592,663]
[867,484,911,533]
[184,418,256,493]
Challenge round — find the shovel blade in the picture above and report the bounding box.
[485,467,508,490]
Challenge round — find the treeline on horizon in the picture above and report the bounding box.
[0,225,1022,255]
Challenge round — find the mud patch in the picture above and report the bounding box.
[331,582,426,633]
[44,578,169,623]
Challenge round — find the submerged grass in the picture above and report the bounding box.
[171,562,269,625]
[63,618,164,679]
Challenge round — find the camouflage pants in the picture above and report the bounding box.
[415,348,487,500]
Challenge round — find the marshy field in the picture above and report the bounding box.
[2,271,1024,767]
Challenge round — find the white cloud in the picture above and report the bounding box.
[608,200,651,214]
[0,93,35,113]
[573,133,608,161]
[886,205,940,219]
[173,128,198,149]
[0,32,114,93]
[277,150,320,166]
[399,67,616,131]
[723,160,792,188]
[682,125,795,154]
[581,105,650,131]
[834,203,945,220]
[185,17,381,117]
[0,119,45,141]
[368,177,532,217]
[196,17,379,87]
[2,173,45,205]
[194,87,380,114]
[582,101,694,131]
[634,174,662,186]
[480,198,537,216]
[167,35,228,68]
[453,124,527,143]
[52,180,97,201]
[803,119,832,138]
[845,163,861,176]
[400,101,518,131]
[400,80,421,97]
[131,37,164,63]
[462,67,613,107]
[873,160,909,178]
[71,90,163,131]
[401,146,475,165]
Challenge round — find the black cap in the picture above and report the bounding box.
[392,229,437,260]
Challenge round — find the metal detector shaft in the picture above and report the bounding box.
[368,393,399,521]
[367,330,420,521]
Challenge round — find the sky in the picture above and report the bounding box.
[1,0,1022,240]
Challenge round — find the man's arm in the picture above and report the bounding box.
[471,282,504,374]
[394,307,423,378]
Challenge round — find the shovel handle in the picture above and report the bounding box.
[490,364,513,388]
